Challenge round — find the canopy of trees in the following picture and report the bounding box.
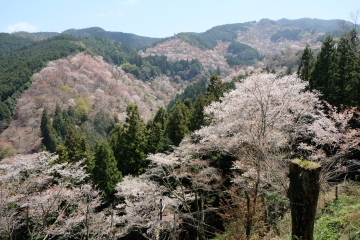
[226,41,263,66]
[176,23,249,50]
[298,29,360,107]
[270,29,302,42]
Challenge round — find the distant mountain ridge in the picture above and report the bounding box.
[5,18,356,50]
[9,27,163,49]
[62,27,162,48]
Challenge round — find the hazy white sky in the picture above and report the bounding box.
[1,0,359,37]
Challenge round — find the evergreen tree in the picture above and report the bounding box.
[297,45,314,82]
[40,108,58,153]
[56,125,93,170]
[206,74,226,102]
[0,101,11,132]
[341,29,360,106]
[52,104,68,142]
[166,101,192,146]
[146,107,172,153]
[110,104,148,176]
[331,36,353,105]
[93,141,122,201]
[285,66,292,76]
[0,102,11,123]
[190,94,210,131]
[309,36,336,99]
[307,29,360,107]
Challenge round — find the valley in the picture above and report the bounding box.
[0,17,359,240]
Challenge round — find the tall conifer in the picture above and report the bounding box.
[40,108,58,152]
[93,141,122,201]
[297,45,314,82]
[110,104,147,176]
[309,36,336,100]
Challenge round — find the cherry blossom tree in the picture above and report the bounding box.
[119,73,358,239]
[195,73,358,238]
[0,152,110,240]
[114,140,224,239]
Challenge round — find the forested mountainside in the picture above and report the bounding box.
[0,17,359,240]
[142,19,326,74]
[62,27,163,48]
[0,34,208,139]
[8,27,162,49]
[0,52,185,153]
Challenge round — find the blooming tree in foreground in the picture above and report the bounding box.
[196,73,358,184]
[115,141,223,239]
[114,73,359,239]
[0,152,110,240]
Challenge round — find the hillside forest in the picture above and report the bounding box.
[0,18,360,240]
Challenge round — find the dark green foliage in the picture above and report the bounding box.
[0,101,12,125]
[11,31,60,41]
[110,104,148,176]
[93,141,122,201]
[0,34,85,118]
[176,23,249,50]
[56,125,93,169]
[0,33,34,55]
[309,36,336,99]
[305,29,360,107]
[93,110,116,137]
[146,107,172,154]
[53,104,69,142]
[226,41,263,66]
[177,33,215,50]
[297,45,314,81]
[167,79,208,112]
[224,81,236,91]
[335,29,360,107]
[189,74,228,131]
[76,111,117,151]
[81,36,138,65]
[206,74,227,102]
[166,101,192,146]
[62,27,162,48]
[203,148,237,173]
[40,109,58,153]
[270,29,302,42]
[190,94,210,132]
[168,75,234,134]
[122,55,205,81]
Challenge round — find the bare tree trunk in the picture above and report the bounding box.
[288,159,321,240]
[244,191,252,240]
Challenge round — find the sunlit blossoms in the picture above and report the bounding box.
[0,152,107,239]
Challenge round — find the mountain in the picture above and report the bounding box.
[11,31,60,41]
[0,33,35,55]
[8,27,164,49]
[141,18,332,74]
[277,18,355,32]
[1,17,357,154]
[62,27,164,48]
[0,52,184,153]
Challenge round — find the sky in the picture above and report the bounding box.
[1,0,359,38]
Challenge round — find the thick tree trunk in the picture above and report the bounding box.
[288,159,321,240]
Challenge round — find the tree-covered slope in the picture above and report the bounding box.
[0,33,35,55]
[62,27,163,48]
[11,31,60,41]
[176,23,249,50]
[0,35,86,113]
[277,18,357,32]
[0,34,159,133]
